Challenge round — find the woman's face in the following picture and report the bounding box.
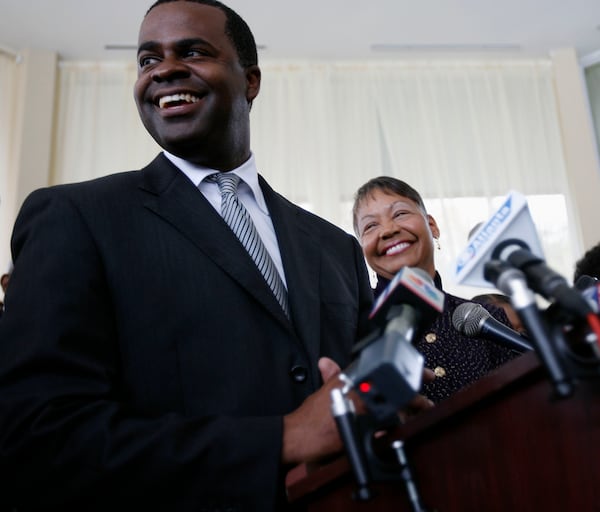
[355,188,440,280]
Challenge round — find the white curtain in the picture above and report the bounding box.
[0,53,19,273]
[51,59,577,295]
[251,60,575,294]
[52,62,160,185]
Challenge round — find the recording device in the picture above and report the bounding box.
[452,302,532,353]
[346,267,444,419]
[343,315,426,421]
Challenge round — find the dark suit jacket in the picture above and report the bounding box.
[0,154,373,511]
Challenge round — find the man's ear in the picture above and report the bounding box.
[246,65,261,105]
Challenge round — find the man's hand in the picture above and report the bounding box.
[282,361,436,465]
[282,357,344,465]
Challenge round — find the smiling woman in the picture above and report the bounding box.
[353,177,440,281]
[352,176,520,403]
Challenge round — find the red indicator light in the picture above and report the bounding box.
[359,382,371,393]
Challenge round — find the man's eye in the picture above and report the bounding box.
[139,55,159,68]
[185,49,208,58]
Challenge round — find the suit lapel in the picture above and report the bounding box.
[138,155,291,328]
[260,176,322,362]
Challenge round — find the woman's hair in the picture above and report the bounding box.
[352,176,426,234]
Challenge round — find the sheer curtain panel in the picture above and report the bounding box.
[51,59,577,295]
[0,54,19,272]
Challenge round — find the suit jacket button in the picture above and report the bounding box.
[290,365,308,382]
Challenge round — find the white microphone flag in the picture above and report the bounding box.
[453,191,544,288]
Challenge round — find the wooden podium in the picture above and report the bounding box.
[286,351,600,511]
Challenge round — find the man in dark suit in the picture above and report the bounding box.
[0,1,374,510]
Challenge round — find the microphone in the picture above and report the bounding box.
[368,266,444,328]
[333,268,443,502]
[345,267,444,420]
[574,275,599,314]
[333,268,445,504]
[483,259,573,398]
[492,240,592,318]
[574,274,598,290]
[452,302,532,353]
[552,275,600,362]
[344,306,427,421]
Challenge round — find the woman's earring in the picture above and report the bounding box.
[435,237,441,250]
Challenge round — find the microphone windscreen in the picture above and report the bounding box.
[452,302,490,337]
[574,274,598,291]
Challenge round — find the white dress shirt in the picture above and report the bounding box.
[162,151,287,288]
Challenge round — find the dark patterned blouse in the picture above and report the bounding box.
[374,272,519,403]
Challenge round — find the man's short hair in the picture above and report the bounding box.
[145,0,258,68]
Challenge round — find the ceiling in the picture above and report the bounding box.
[2,0,600,63]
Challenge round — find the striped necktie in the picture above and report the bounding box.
[207,173,290,318]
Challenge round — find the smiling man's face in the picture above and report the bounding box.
[134,1,260,169]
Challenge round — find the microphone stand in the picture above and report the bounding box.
[392,440,429,512]
[330,385,373,502]
[330,383,432,511]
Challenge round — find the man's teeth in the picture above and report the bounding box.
[158,94,200,109]
[385,242,410,256]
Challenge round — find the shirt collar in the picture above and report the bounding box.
[162,151,268,213]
